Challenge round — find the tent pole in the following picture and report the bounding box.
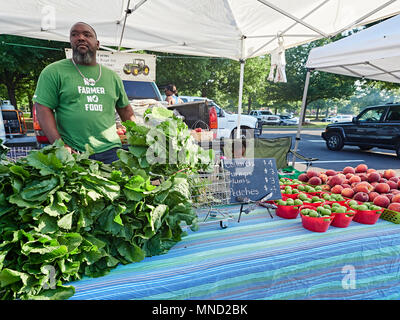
[236,36,246,139]
[118,0,131,52]
[292,69,312,167]
[236,59,245,139]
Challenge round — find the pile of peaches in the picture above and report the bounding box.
[297,164,400,212]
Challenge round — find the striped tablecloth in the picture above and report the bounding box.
[67,206,400,300]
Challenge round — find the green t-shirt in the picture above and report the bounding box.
[33,58,130,153]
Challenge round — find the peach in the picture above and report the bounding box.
[371,182,378,187]
[343,166,355,174]
[375,183,391,194]
[368,191,380,202]
[367,168,377,174]
[319,173,328,183]
[359,173,368,181]
[345,173,354,180]
[373,195,390,208]
[298,173,308,182]
[321,185,331,191]
[392,193,400,203]
[355,164,368,173]
[388,202,400,212]
[379,178,388,183]
[331,185,344,194]
[387,181,398,190]
[353,192,369,202]
[306,170,319,179]
[325,170,337,176]
[383,169,396,180]
[386,194,394,202]
[308,176,322,185]
[391,189,400,195]
[367,172,380,183]
[327,175,343,187]
[354,182,373,193]
[349,175,361,184]
[342,183,351,189]
[390,177,399,183]
[341,187,355,198]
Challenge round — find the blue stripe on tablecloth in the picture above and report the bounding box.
[68,208,400,300]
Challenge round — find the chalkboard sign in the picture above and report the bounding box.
[222,158,282,204]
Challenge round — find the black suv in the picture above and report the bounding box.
[321,103,400,157]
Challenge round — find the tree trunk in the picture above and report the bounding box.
[27,92,34,117]
[5,81,18,109]
[247,96,252,114]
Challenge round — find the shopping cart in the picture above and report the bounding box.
[189,162,234,229]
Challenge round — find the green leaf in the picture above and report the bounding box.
[26,285,75,300]
[57,212,74,230]
[147,204,168,232]
[0,269,29,287]
[9,165,30,181]
[116,241,145,263]
[20,176,59,202]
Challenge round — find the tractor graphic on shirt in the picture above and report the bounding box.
[123,59,150,76]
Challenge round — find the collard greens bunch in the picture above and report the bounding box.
[0,108,214,300]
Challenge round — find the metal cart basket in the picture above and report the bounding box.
[189,162,234,229]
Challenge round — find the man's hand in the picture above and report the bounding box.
[64,144,79,154]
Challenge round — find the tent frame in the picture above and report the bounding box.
[111,0,399,139]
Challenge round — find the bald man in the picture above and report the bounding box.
[33,22,136,164]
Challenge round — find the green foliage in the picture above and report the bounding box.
[0,111,211,300]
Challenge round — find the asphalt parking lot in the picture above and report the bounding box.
[260,127,400,174]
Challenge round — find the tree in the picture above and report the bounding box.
[0,35,66,109]
[264,38,357,120]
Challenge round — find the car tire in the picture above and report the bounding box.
[358,146,373,151]
[231,127,251,139]
[326,133,344,151]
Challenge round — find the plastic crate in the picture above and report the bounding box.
[5,146,35,162]
[380,209,400,224]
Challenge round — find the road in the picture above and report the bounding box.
[260,127,400,173]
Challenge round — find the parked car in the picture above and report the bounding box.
[279,115,299,126]
[249,109,273,124]
[321,103,400,157]
[324,114,355,123]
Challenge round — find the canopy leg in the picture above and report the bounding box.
[292,69,311,166]
[236,59,245,139]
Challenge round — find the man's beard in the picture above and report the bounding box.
[72,46,95,64]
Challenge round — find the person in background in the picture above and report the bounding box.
[164,84,183,105]
[33,22,136,164]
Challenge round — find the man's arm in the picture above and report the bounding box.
[35,103,76,153]
[116,104,136,122]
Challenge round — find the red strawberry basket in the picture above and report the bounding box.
[275,204,300,219]
[331,212,355,228]
[299,205,334,232]
[344,200,384,225]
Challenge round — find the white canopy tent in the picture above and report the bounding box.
[2,0,400,138]
[292,13,400,164]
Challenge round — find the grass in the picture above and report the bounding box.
[262,121,328,129]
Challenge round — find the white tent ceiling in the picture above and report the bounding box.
[2,0,400,139]
[1,0,400,60]
[306,13,400,83]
